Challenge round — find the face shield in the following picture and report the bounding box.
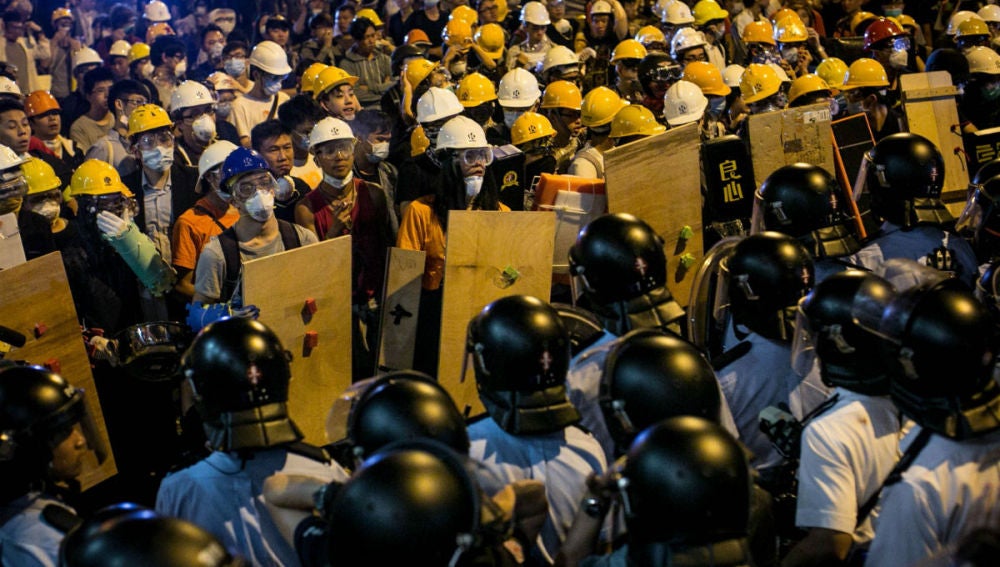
[0,167,27,213]
[77,193,139,223]
[324,376,379,445]
[39,385,111,470]
[789,298,818,378]
[955,180,992,235]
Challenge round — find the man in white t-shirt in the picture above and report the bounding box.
[228,41,291,147]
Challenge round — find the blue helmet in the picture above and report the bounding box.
[220,147,269,188]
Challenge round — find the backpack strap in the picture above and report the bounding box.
[277,219,302,250]
[194,205,227,232]
[217,226,241,302]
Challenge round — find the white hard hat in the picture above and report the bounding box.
[0,77,21,97]
[248,40,292,76]
[436,115,489,150]
[767,62,792,83]
[670,28,707,60]
[198,140,238,179]
[170,81,215,113]
[209,8,236,23]
[663,0,695,24]
[541,45,579,73]
[416,87,464,124]
[663,79,708,126]
[521,1,551,25]
[72,47,103,72]
[144,0,171,22]
[652,0,673,19]
[309,117,355,151]
[721,64,745,88]
[0,143,27,171]
[497,67,541,108]
[591,0,614,16]
[947,11,980,36]
[967,46,1000,75]
[110,40,131,59]
[979,5,1000,24]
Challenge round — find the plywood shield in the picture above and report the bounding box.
[0,252,117,489]
[604,122,703,304]
[900,71,969,202]
[377,247,426,371]
[748,102,835,184]
[437,211,556,416]
[242,236,353,445]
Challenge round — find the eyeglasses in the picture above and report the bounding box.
[135,130,174,151]
[232,172,278,200]
[181,107,215,123]
[122,97,148,108]
[316,139,356,158]
[456,147,494,166]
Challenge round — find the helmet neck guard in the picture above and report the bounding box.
[203,402,302,452]
[479,386,580,436]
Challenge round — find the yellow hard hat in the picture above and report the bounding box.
[682,61,731,96]
[313,66,359,100]
[742,20,775,46]
[410,126,430,157]
[511,112,556,145]
[788,74,831,105]
[774,13,808,43]
[403,58,439,90]
[541,80,583,110]
[456,72,498,107]
[897,14,918,30]
[355,8,384,27]
[957,17,990,39]
[739,63,782,103]
[850,11,878,35]
[70,160,133,197]
[609,105,666,139]
[692,0,729,27]
[443,18,473,47]
[475,23,506,60]
[841,58,889,90]
[128,42,151,64]
[127,104,172,138]
[451,5,479,26]
[23,158,62,195]
[815,58,849,93]
[301,63,329,94]
[51,7,74,24]
[769,8,797,25]
[580,86,627,127]
[611,39,648,62]
[635,25,666,46]
[495,0,510,22]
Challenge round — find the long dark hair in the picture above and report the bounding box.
[433,151,501,232]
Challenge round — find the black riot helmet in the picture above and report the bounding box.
[800,271,896,394]
[972,158,1000,190]
[569,213,684,335]
[60,509,242,567]
[976,258,1000,319]
[875,282,1000,439]
[327,441,482,566]
[758,163,861,258]
[182,318,301,452]
[348,370,470,459]
[865,132,953,229]
[600,330,721,453]
[619,417,751,561]
[467,295,580,435]
[970,175,1000,262]
[724,232,815,342]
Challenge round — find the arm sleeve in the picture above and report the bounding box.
[396,201,426,251]
[795,421,858,533]
[171,215,199,270]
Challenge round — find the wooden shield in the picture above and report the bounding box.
[604,122,703,304]
[242,236,352,445]
[437,211,556,416]
[900,71,969,203]
[0,252,117,489]
[377,247,426,371]
[748,102,835,184]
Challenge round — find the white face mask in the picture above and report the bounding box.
[465,175,483,199]
[217,21,235,35]
[275,175,294,201]
[263,77,283,96]
[244,189,275,221]
[140,61,154,79]
[889,49,908,70]
[781,46,799,65]
[208,43,224,59]
[142,146,174,172]
[192,114,216,143]
[215,101,232,119]
[31,200,60,223]
[174,59,187,77]
[224,58,246,77]
[368,141,390,162]
[503,109,523,129]
[449,60,467,77]
[324,170,353,189]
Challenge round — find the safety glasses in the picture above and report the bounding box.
[231,172,278,201]
[456,147,494,166]
[135,130,174,151]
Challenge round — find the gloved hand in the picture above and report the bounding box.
[96,210,129,238]
[88,336,119,365]
[232,304,260,319]
[925,246,956,273]
[577,47,597,62]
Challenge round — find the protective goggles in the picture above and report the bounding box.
[0,173,27,200]
[135,130,175,152]
[315,139,356,158]
[81,193,139,219]
[455,147,494,166]
[231,172,278,201]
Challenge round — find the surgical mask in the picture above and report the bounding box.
[224,57,246,77]
[215,101,232,119]
[504,109,523,129]
[450,60,467,77]
[324,170,353,189]
[174,60,187,77]
[888,49,908,70]
[215,187,232,202]
[263,77,283,96]
[208,43,224,59]
[465,175,483,199]
[781,46,799,65]
[368,141,390,162]
[425,0,440,7]
[140,61,154,79]
[31,200,60,223]
[217,21,235,35]
[275,175,294,200]
[884,8,903,17]
[707,96,726,118]
[192,114,216,143]
[829,96,841,117]
[244,189,275,222]
[118,112,129,128]
[142,146,174,172]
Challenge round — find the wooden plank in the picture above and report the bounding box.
[900,71,970,200]
[604,122,704,304]
[0,252,116,489]
[748,102,835,184]
[377,247,426,371]
[437,211,556,416]
[242,236,352,445]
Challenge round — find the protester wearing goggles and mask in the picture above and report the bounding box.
[228,41,292,148]
[169,81,219,168]
[398,115,507,375]
[864,18,912,97]
[0,144,56,261]
[203,72,242,146]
